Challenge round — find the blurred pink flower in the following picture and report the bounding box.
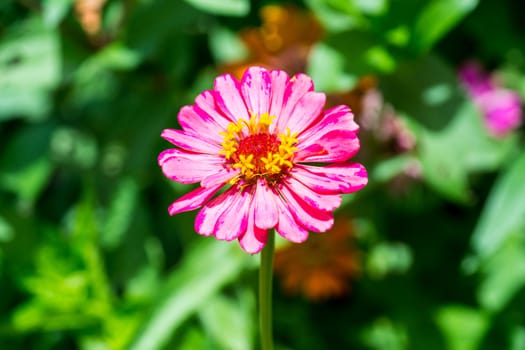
[158,66,367,254]
[459,62,522,137]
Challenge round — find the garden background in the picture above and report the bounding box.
[1,0,525,349]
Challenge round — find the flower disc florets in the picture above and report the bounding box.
[219,113,298,186]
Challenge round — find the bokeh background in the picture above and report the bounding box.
[1,0,525,349]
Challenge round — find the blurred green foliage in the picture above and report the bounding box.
[1,0,524,349]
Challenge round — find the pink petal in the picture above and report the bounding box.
[213,189,251,241]
[293,164,368,194]
[268,70,290,132]
[177,105,226,144]
[284,177,342,211]
[195,187,238,236]
[168,183,223,215]
[298,105,359,142]
[278,184,334,233]
[275,73,314,132]
[241,67,271,116]
[214,73,250,122]
[295,129,360,163]
[201,167,239,188]
[254,179,278,230]
[161,129,220,154]
[158,149,223,184]
[284,91,326,135]
[275,195,309,243]
[239,197,268,254]
[193,90,235,132]
[478,89,522,136]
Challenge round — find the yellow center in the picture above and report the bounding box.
[219,112,298,185]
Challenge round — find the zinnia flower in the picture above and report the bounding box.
[158,66,367,254]
[274,216,360,301]
[459,62,522,137]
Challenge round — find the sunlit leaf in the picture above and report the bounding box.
[411,0,479,52]
[42,0,73,27]
[184,0,249,16]
[511,326,525,350]
[361,317,408,350]
[127,240,250,350]
[305,0,364,32]
[198,291,255,350]
[471,151,525,258]
[307,43,356,93]
[477,234,525,312]
[413,99,515,202]
[209,26,248,64]
[435,305,489,350]
[101,178,139,249]
[0,217,14,242]
[0,18,60,120]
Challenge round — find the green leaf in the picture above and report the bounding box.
[305,0,364,32]
[0,18,61,120]
[101,178,139,249]
[184,0,249,17]
[307,43,356,93]
[127,240,250,350]
[0,124,54,207]
[414,100,516,202]
[511,326,525,350]
[42,0,73,27]
[411,0,479,52]
[477,234,525,312]
[0,216,14,242]
[372,154,418,183]
[324,30,397,76]
[435,305,489,350]
[361,318,408,350]
[209,26,248,64]
[198,291,255,350]
[471,151,525,258]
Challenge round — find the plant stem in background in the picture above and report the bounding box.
[259,230,275,350]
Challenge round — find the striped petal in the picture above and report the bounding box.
[214,73,250,122]
[161,129,221,154]
[293,164,368,194]
[168,183,223,215]
[159,149,223,184]
[241,66,271,116]
[279,184,334,233]
[275,195,309,243]
[254,178,278,229]
[239,196,268,254]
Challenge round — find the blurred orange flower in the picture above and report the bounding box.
[221,5,323,78]
[75,0,106,37]
[273,217,360,301]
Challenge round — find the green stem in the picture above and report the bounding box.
[259,230,275,350]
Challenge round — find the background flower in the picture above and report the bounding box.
[274,217,360,301]
[459,61,523,137]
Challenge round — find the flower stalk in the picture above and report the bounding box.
[259,230,275,350]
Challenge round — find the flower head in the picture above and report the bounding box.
[274,217,360,301]
[459,62,522,137]
[159,66,367,253]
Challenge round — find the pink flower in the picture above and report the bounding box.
[459,62,522,137]
[158,67,367,254]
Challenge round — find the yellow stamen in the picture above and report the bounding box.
[219,111,298,183]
